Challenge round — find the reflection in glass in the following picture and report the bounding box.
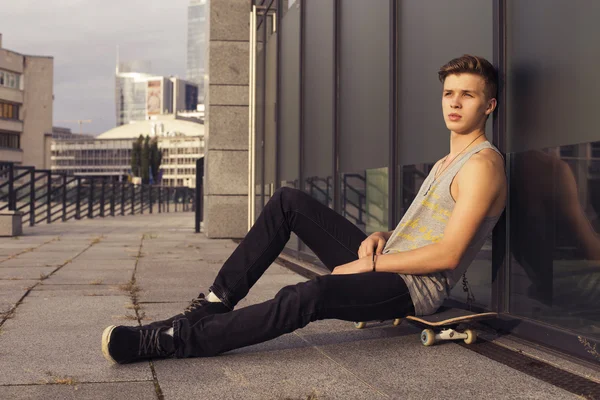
[304,176,332,208]
[509,142,600,338]
[340,168,389,235]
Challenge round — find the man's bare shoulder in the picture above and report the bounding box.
[458,149,507,203]
[467,149,505,178]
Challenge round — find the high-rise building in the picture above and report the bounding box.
[115,60,153,126]
[186,0,207,105]
[115,58,198,126]
[0,33,53,169]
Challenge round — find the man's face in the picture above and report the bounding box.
[441,73,496,134]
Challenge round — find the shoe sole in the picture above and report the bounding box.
[101,325,117,364]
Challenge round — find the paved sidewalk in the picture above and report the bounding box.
[0,213,588,399]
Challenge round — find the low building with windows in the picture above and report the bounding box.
[0,33,53,169]
[50,114,204,188]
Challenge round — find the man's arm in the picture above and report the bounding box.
[334,155,505,275]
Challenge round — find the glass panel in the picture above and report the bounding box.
[339,0,389,172]
[302,0,334,207]
[279,2,301,252]
[279,4,300,188]
[340,167,388,235]
[506,1,600,340]
[506,0,600,153]
[397,0,493,167]
[508,144,600,339]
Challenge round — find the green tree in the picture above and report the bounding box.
[130,135,144,177]
[149,137,162,184]
[141,135,150,184]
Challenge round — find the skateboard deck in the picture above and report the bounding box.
[353,307,498,346]
[406,307,497,327]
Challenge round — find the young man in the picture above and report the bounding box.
[102,54,507,364]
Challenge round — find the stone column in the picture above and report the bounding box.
[203,0,250,238]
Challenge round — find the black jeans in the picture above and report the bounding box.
[174,187,415,358]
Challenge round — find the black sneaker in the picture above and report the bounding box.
[102,325,174,364]
[146,292,230,329]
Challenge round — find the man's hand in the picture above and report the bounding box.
[358,232,387,258]
[332,256,372,275]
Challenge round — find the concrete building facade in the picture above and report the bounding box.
[202,0,250,239]
[0,33,53,169]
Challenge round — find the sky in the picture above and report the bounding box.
[1,0,191,135]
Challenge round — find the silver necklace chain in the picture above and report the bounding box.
[424,133,485,196]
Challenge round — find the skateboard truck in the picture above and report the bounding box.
[420,327,476,346]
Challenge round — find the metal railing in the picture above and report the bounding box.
[0,162,197,227]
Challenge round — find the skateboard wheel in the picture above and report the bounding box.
[421,329,435,346]
[393,318,401,326]
[464,329,477,344]
[354,322,366,329]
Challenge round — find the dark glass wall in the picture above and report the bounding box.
[303,0,334,208]
[279,3,300,189]
[252,0,600,361]
[338,0,390,234]
[506,0,600,341]
[396,0,494,308]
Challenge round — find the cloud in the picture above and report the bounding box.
[1,0,193,134]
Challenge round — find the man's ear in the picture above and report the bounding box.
[485,98,497,115]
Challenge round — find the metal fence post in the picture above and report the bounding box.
[158,187,162,213]
[167,188,170,212]
[29,169,35,226]
[8,163,16,211]
[62,175,67,222]
[100,179,106,217]
[140,184,144,214]
[131,183,135,215]
[111,180,116,217]
[76,177,81,220]
[121,182,125,216]
[88,177,94,219]
[46,172,52,223]
[195,184,201,233]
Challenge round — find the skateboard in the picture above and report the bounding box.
[353,307,497,346]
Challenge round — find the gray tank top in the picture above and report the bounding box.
[383,141,504,316]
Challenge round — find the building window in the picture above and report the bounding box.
[0,101,20,120]
[0,132,20,149]
[0,70,21,90]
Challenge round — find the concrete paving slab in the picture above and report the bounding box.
[4,250,80,260]
[0,381,156,400]
[28,284,123,298]
[292,329,577,399]
[0,296,152,385]
[42,269,133,285]
[0,281,33,313]
[155,344,388,400]
[0,266,55,280]
[63,260,138,271]
[0,258,64,268]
